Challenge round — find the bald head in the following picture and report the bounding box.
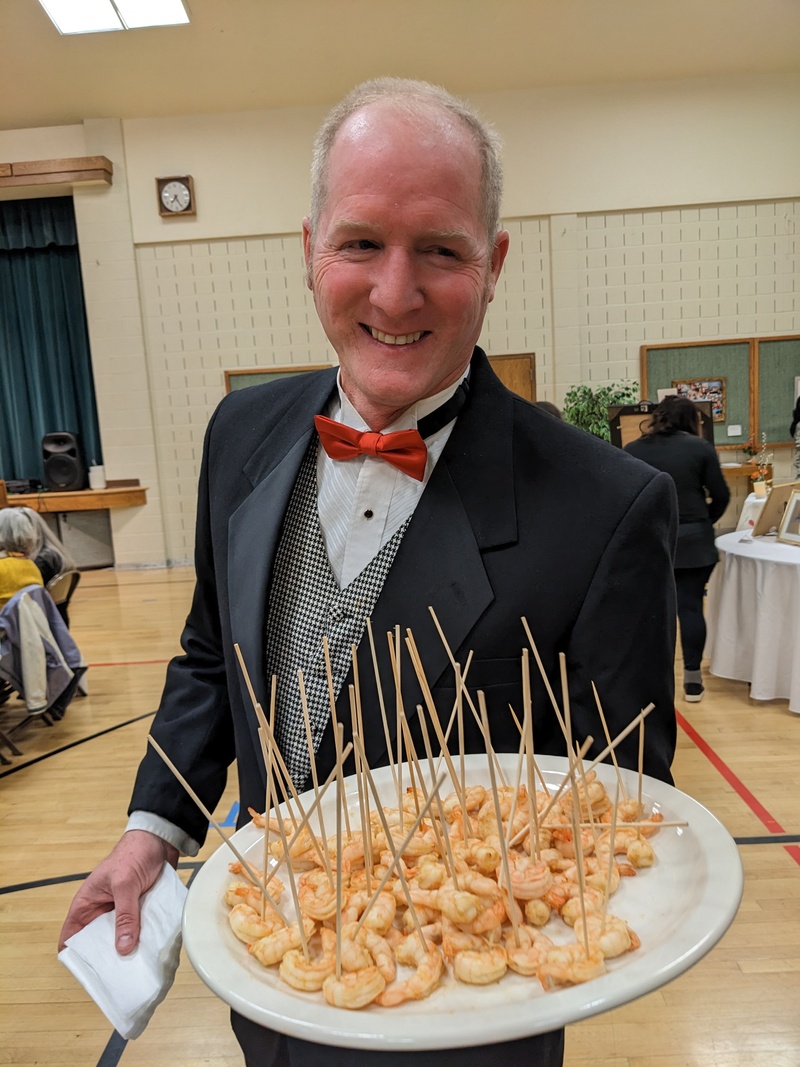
[309,77,504,245]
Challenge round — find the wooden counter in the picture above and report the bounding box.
[7,485,148,513]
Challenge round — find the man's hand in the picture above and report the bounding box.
[58,830,179,954]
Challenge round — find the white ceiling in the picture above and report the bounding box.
[2,0,799,132]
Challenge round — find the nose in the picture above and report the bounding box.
[369,248,424,318]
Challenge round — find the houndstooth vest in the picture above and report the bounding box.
[266,442,411,787]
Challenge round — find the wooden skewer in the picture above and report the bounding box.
[519,617,570,743]
[559,652,574,764]
[297,669,333,885]
[433,650,474,778]
[402,632,472,808]
[425,610,508,787]
[348,685,372,895]
[477,691,519,943]
[531,736,594,827]
[366,618,398,796]
[637,717,645,836]
[260,727,310,960]
[544,819,685,829]
[334,725,343,980]
[147,734,288,923]
[415,706,460,888]
[583,703,655,777]
[591,681,628,802]
[602,784,620,931]
[322,637,352,840]
[350,653,374,892]
[260,678,278,919]
[521,651,541,861]
[570,789,591,958]
[265,742,353,885]
[352,735,441,951]
[389,628,404,815]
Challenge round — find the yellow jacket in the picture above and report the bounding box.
[0,554,43,609]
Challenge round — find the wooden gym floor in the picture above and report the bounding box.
[1,567,798,1067]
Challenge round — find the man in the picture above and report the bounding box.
[60,78,677,1066]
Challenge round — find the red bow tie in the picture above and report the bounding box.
[314,415,428,481]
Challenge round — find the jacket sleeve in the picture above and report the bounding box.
[565,470,678,785]
[702,443,731,524]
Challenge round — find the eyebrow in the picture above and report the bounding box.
[330,218,475,245]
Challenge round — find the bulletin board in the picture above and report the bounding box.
[640,340,752,449]
[224,365,332,393]
[756,337,800,444]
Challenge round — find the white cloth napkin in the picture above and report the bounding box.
[58,863,187,1040]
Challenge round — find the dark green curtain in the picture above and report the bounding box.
[0,196,102,482]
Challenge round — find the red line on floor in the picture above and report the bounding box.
[676,708,798,865]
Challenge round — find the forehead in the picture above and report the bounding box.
[321,103,484,228]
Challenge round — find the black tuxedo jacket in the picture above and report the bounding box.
[130,349,678,844]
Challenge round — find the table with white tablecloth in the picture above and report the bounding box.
[705,531,800,714]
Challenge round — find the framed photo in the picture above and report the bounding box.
[224,365,332,394]
[753,480,800,537]
[672,377,727,421]
[777,489,800,546]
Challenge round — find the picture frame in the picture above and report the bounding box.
[224,365,332,393]
[776,489,800,546]
[672,377,727,421]
[752,480,800,537]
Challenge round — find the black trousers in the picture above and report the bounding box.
[231,1011,565,1067]
[674,564,715,672]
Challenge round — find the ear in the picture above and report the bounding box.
[301,217,313,289]
[486,229,510,303]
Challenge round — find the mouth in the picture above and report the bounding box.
[364,326,427,346]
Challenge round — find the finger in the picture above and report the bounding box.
[112,887,143,953]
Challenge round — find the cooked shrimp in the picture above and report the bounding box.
[297,869,337,922]
[322,966,386,1009]
[559,887,606,927]
[279,946,336,992]
[505,855,554,901]
[538,942,607,988]
[504,926,554,976]
[248,918,316,968]
[440,920,490,961]
[227,902,285,943]
[626,837,655,868]
[361,929,396,984]
[436,886,482,926]
[338,922,373,973]
[376,937,444,1006]
[452,946,507,985]
[573,913,640,959]
[524,898,552,927]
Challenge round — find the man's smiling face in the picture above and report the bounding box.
[303,102,509,430]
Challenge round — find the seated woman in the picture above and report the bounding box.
[18,508,78,626]
[0,508,44,610]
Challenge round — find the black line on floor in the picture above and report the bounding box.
[0,861,204,896]
[735,834,800,845]
[0,711,156,779]
[97,1029,127,1067]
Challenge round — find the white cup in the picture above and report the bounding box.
[88,465,107,490]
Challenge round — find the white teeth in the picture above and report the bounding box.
[370,328,423,345]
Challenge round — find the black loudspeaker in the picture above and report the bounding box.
[42,432,87,492]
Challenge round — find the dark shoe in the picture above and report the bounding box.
[684,682,704,703]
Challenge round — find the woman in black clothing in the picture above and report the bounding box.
[625,396,730,703]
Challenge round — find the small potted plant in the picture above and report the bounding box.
[562,381,640,441]
[748,433,773,496]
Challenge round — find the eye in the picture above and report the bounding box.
[344,239,379,251]
[431,246,458,258]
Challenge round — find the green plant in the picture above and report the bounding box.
[562,381,641,440]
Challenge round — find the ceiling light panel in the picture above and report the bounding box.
[114,0,190,29]
[38,0,123,34]
[38,0,190,33]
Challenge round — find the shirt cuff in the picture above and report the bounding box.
[126,811,201,858]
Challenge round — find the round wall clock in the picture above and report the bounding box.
[156,175,196,217]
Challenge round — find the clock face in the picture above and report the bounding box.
[160,180,192,213]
